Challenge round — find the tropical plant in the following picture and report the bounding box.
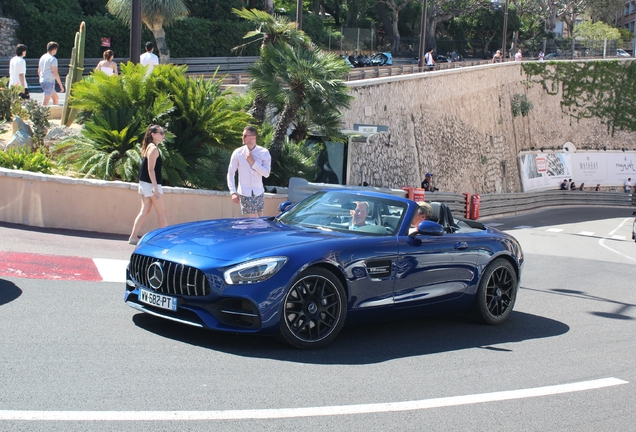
[0,77,24,122]
[106,0,189,63]
[61,63,252,187]
[25,100,51,147]
[259,123,317,187]
[0,147,55,174]
[249,42,352,163]
[233,7,312,124]
[53,108,145,181]
[70,62,174,126]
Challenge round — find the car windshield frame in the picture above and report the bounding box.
[278,190,408,236]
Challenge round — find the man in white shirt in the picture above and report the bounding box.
[9,44,28,94]
[227,126,272,217]
[515,49,523,61]
[424,48,436,71]
[625,178,632,193]
[38,41,64,106]
[140,42,159,71]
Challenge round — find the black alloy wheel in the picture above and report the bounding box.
[470,258,518,325]
[279,267,347,349]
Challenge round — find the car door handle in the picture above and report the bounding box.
[454,242,468,250]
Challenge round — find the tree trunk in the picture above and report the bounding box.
[391,18,401,54]
[147,23,170,63]
[251,94,268,125]
[426,16,436,52]
[376,2,394,37]
[271,100,301,163]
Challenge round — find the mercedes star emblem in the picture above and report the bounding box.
[147,262,164,290]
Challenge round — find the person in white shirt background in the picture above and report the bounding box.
[625,178,632,193]
[227,126,272,217]
[139,41,159,71]
[9,44,29,98]
[38,41,64,106]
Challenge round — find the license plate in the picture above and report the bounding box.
[138,288,177,311]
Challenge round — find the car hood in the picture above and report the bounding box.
[142,218,335,260]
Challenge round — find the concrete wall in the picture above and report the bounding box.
[0,168,286,236]
[342,61,636,193]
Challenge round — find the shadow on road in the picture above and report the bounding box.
[0,279,22,306]
[0,221,126,241]
[132,308,569,365]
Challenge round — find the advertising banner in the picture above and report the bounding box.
[519,153,572,191]
[519,151,636,191]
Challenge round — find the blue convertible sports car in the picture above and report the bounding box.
[125,189,524,348]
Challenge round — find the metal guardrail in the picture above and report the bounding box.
[477,190,636,218]
[0,56,492,89]
[288,179,636,219]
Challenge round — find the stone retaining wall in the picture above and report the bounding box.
[342,62,636,193]
[0,17,20,58]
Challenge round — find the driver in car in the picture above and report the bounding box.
[349,201,371,230]
[409,201,433,234]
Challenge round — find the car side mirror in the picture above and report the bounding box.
[279,201,293,213]
[410,220,445,237]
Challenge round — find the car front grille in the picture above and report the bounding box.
[129,253,211,297]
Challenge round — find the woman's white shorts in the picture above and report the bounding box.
[138,181,163,198]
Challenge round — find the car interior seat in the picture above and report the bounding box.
[429,202,458,233]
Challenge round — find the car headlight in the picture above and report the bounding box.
[224,257,288,285]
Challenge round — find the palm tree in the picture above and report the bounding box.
[233,7,312,124]
[106,0,189,63]
[249,42,352,163]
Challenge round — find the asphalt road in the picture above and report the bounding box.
[0,207,635,431]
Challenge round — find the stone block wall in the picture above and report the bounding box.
[342,62,636,194]
[0,17,20,58]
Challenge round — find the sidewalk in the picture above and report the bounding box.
[30,91,66,107]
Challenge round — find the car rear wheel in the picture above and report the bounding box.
[470,258,518,325]
[279,267,347,349]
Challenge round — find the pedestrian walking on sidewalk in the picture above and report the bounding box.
[129,125,168,244]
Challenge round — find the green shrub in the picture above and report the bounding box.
[0,77,25,122]
[25,100,51,147]
[165,19,260,57]
[0,147,54,174]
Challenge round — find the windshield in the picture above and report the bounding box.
[278,191,407,236]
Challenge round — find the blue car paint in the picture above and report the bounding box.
[125,189,523,343]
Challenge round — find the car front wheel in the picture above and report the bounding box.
[470,258,518,325]
[279,267,347,349]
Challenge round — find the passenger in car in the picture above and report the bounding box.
[409,201,433,234]
[349,201,370,230]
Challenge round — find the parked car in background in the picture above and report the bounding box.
[617,49,631,57]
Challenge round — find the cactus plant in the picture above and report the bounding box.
[61,21,86,126]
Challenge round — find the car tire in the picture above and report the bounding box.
[469,258,518,325]
[279,267,347,349]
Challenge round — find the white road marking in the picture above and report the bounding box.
[611,235,626,240]
[487,223,503,227]
[92,258,128,283]
[514,225,533,229]
[546,228,563,232]
[0,378,627,421]
[599,218,636,263]
[578,231,595,236]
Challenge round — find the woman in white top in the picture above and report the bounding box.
[95,50,118,76]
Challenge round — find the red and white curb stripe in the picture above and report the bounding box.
[0,252,127,282]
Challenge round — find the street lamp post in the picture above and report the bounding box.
[418,0,428,70]
[296,0,303,30]
[130,0,142,64]
[501,0,510,61]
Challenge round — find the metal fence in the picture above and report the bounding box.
[287,179,636,219]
